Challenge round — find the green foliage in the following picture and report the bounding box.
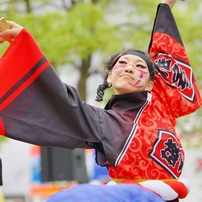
[0,2,124,66]
[0,136,8,149]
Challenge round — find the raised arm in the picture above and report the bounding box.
[161,0,185,9]
[149,1,202,118]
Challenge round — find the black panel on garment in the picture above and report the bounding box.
[92,142,106,155]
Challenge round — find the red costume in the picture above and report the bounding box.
[108,4,202,181]
[0,3,201,186]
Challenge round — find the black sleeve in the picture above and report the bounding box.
[0,29,132,166]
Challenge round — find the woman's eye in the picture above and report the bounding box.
[137,64,146,69]
[118,60,127,64]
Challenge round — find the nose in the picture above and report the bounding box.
[124,64,135,73]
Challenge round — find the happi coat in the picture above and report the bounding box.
[0,3,201,181]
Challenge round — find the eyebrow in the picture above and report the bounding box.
[119,56,147,64]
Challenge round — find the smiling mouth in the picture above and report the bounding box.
[121,74,134,80]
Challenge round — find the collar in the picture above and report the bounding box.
[104,91,148,112]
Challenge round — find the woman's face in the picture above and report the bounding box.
[107,54,154,95]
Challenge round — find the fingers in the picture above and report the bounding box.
[0,31,13,44]
[161,0,185,9]
[5,20,24,37]
[161,0,176,9]
[0,35,5,44]
[0,20,23,44]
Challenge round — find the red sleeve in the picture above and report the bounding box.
[0,29,50,112]
[149,4,202,118]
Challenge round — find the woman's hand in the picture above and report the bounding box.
[161,0,185,9]
[0,20,23,44]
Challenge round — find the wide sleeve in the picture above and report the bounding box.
[0,29,103,148]
[0,29,131,166]
[149,4,202,119]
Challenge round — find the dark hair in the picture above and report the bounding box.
[95,49,156,102]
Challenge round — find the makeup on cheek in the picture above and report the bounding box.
[113,63,150,88]
[129,69,149,88]
[113,63,146,72]
[113,64,126,71]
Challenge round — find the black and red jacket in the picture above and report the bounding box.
[0,4,201,181]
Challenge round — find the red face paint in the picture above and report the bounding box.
[113,64,126,71]
[113,64,149,89]
[130,69,148,88]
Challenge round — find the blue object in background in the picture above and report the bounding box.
[47,183,165,202]
[30,145,42,184]
[85,149,109,182]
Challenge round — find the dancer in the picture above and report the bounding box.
[0,1,201,200]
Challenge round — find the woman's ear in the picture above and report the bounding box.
[145,81,154,91]
[107,71,112,84]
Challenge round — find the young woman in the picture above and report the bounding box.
[0,0,201,198]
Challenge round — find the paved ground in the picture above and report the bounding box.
[181,148,202,201]
[5,198,25,202]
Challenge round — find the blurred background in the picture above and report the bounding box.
[0,0,202,201]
